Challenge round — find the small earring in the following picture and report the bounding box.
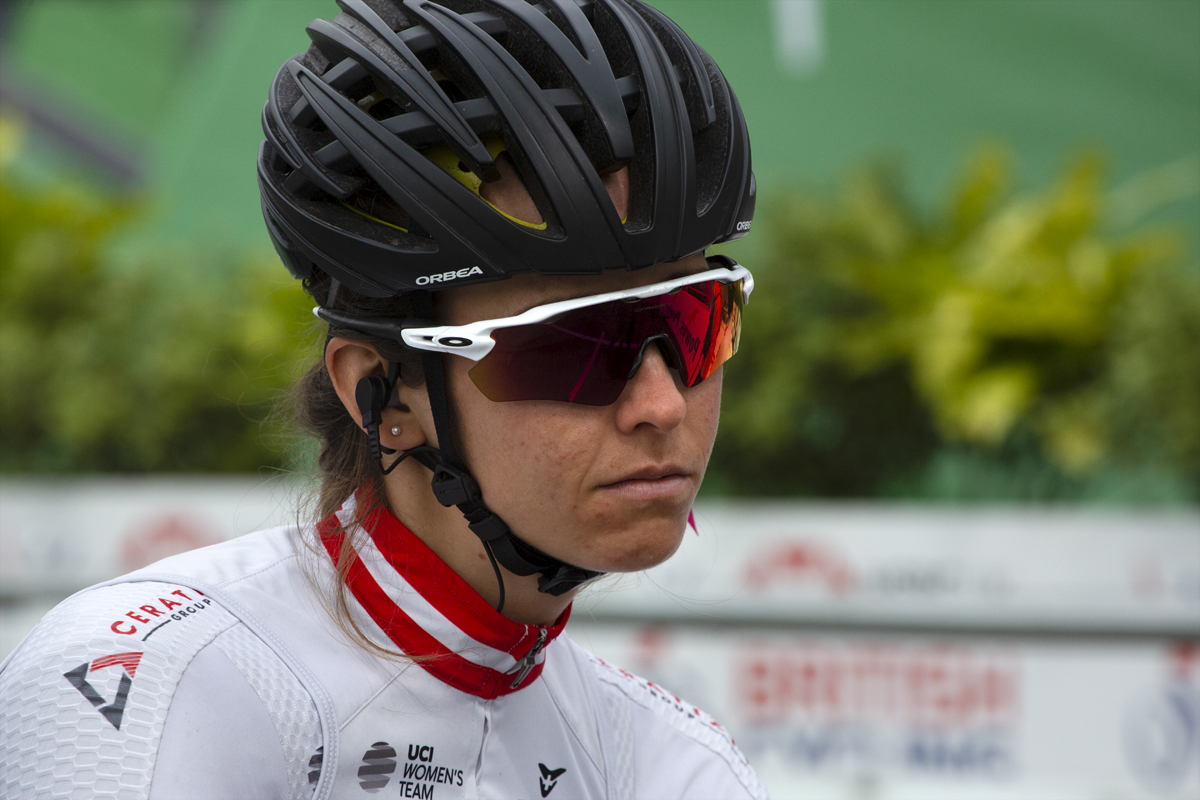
[390,426,401,436]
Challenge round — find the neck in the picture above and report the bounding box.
[382,459,575,626]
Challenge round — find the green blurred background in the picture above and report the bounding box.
[1,0,1198,502]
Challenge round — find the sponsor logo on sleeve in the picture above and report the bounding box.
[108,588,213,640]
[62,651,143,730]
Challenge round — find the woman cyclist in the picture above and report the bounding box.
[0,1,763,797]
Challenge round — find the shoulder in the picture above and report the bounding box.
[125,524,304,589]
[0,553,321,798]
[0,524,307,688]
[562,639,769,800]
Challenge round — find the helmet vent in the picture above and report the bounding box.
[347,183,417,235]
[690,55,732,216]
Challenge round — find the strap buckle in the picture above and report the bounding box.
[430,462,481,507]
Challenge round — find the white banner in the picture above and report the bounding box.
[0,477,302,597]
[4,482,1195,633]
[571,623,1200,800]
[584,502,1200,634]
[2,479,1198,798]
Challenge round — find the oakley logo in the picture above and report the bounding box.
[416,266,484,286]
[438,337,472,348]
[736,220,752,232]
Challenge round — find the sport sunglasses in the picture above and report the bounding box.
[318,256,752,406]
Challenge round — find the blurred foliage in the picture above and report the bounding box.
[2,109,1197,502]
[0,114,315,473]
[710,148,1200,502]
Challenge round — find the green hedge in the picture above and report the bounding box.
[0,149,315,473]
[710,149,1200,502]
[2,130,1197,500]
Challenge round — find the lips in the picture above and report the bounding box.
[602,464,690,486]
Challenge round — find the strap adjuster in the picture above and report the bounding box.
[430,463,481,507]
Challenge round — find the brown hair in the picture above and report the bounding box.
[292,269,426,658]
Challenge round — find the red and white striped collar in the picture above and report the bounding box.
[318,497,570,700]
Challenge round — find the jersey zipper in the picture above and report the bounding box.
[509,627,548,689]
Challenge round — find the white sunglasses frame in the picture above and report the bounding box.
[393,262,753,362]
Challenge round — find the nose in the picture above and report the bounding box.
[614,342,687,434]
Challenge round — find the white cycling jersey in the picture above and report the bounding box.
[0,498,768,800]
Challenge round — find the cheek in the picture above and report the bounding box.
[450,366,599,510]
[689,369,723,460]
[444,361,724,573]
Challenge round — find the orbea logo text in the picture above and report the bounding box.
[416,266,484,286]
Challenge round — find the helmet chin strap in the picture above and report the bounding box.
[355,291,603,612]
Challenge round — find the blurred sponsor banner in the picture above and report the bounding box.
[570,624,1200,800]
[0,477,302,599]
[4,484,1196,632]
[573,503,1200,798]
[2,480,1198,799]
[583,503,1200,636]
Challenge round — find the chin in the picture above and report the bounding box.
[581,516,688,573]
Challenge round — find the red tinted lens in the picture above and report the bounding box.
[468,278,743,405]
[648,279,742,386]
[469,308,638,405]
[698,279,742,382]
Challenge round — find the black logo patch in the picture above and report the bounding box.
[538,763,566,797]
[308,745,323,786]
[62,651,142,730]
[359,741,398,792]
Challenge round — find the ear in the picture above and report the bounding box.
[325,337,428,452]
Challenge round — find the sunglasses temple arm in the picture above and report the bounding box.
[314,306,436,344]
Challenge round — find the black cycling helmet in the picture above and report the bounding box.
[259,0,755,606]
[258,0,755,297]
